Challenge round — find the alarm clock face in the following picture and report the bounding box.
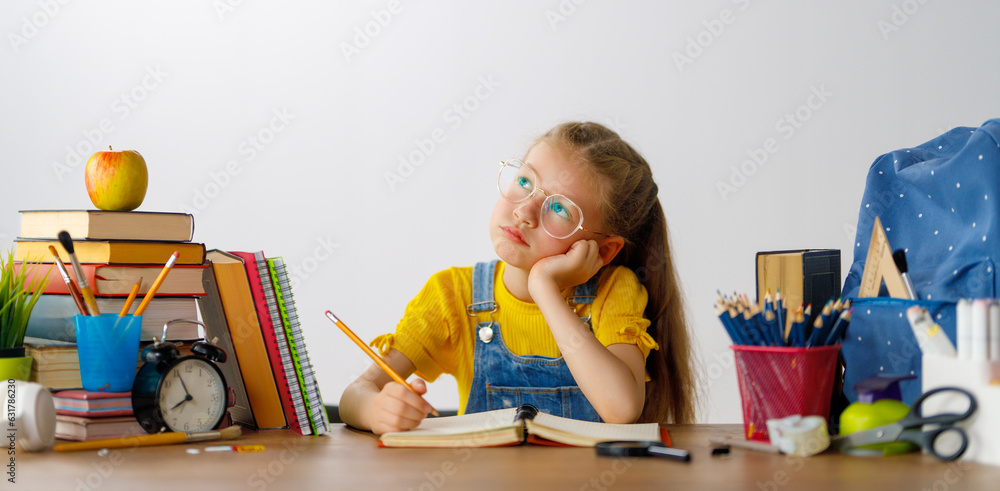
[156,357,227,432]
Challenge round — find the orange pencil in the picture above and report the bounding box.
[133,251,178,317]
[325,310,439,417]
[119,278,143,317]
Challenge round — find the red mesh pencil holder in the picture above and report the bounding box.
[732,345,839,442]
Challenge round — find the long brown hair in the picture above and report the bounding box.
[537,121,698,424]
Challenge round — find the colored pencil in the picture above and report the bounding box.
[775,289,785,344]
[824,308,853,346]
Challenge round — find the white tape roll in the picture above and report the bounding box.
[767,415,830,457]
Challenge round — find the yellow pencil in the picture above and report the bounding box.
[119,278,143,317]
[133,251,178,317]
[54,426,241,452]
[325,310,439,416]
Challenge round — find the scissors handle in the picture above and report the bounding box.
[910,387,978,426]
[909,426,969,462]
[903,386,977,461]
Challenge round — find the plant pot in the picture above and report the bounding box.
[0,348,32,381]
[0,347,25,358]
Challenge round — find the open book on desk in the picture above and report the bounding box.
[378,404,669,448]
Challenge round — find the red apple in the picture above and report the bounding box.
[85,147,148,211]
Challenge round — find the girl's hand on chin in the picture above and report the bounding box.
[528,239,603,293]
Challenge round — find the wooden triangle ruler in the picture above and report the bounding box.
[858,216,909,298]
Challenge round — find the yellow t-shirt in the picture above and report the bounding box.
[371,262,657,414]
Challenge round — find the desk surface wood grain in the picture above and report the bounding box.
[14,424,998,490]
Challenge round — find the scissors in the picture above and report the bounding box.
[830,386,978,461]
[595,441,691,462]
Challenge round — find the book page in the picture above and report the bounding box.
[527,413,660,446]
[403,408,518,435]
[378,408,523,448]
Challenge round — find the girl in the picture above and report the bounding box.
[340,122,697,434]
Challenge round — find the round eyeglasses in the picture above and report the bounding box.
[496,159,610,240]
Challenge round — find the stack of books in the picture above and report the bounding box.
[15,210,207,342]
[51,390,145,441]
[24,337,195,392]
[23,337,81,389]
[15,209,329,436]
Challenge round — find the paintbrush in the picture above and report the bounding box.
[46,245,88,316]
[57,231,101,316]
[53,425,242,452]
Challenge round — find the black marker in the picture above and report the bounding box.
[893,249,919,300]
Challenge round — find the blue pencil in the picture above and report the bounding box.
[716,291,745,345]
[806,300,833,347]
[741,307,767,346]
[790,305,807,347]
[775,290,785,345]
[823,307,853,346]
[764,310,781,347]
[716,304,743,345]
[752,310,774,346]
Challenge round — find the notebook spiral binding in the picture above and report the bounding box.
[254,252,311,436]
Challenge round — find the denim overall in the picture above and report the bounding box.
[464,260,604,422]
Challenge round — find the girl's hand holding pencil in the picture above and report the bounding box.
[370,378,434,435]
[326,310,439,434]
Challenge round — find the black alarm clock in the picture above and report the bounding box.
[132,319,229,434]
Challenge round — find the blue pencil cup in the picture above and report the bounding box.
[74,314,143,392]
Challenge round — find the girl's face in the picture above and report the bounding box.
[489,141,607,270]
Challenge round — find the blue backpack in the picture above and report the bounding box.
[841,118,1000,404]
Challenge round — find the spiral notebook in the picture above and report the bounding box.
[267,257,330,435]
[229,251,307,434]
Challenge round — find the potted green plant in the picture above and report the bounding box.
[0,250,50,380]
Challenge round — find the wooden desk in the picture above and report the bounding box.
[16,424,1000,490]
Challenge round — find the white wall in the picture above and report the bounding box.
[2,0,998,423]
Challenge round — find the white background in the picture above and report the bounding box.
[2,0,999,423]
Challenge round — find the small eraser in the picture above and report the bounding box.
[711,446,731,456]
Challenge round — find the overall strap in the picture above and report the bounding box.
[467,260,499,315]
[568,270,601,305]
[468,260,599,311]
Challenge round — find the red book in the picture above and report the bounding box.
[16,262,208,296]
[229,251,305,434]
[53,390,133,417]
